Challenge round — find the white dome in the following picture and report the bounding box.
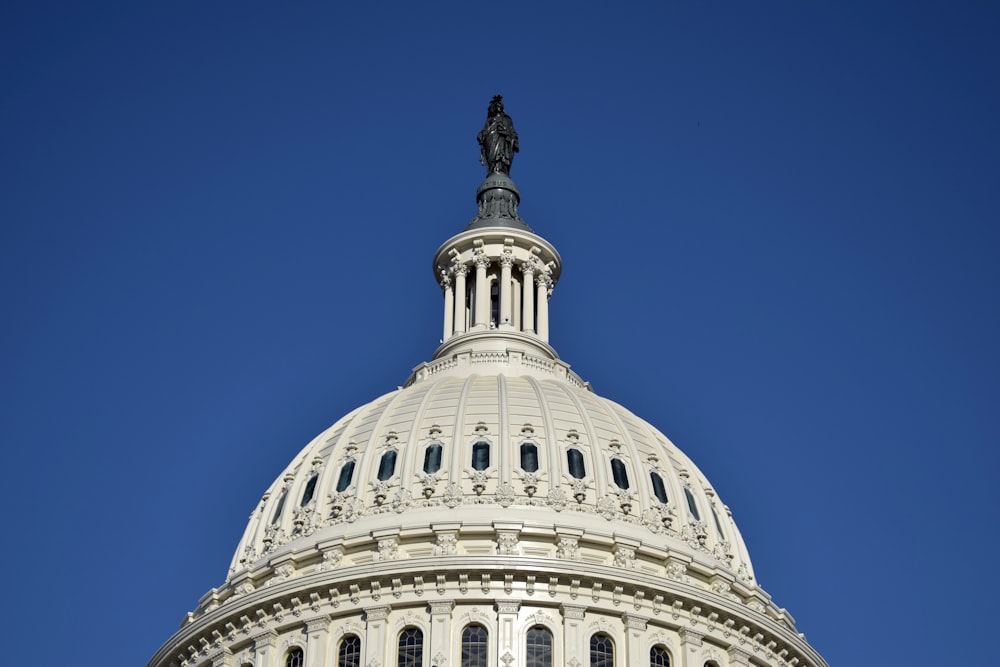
[230,361,756,586]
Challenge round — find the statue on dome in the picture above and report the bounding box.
[477,95,519,175]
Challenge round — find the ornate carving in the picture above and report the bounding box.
[443,482,463,508]
[319,547,344,571]
[521,472,538,497]
[418,472,439,499]
[596,494,618,520]
[556,537,580,560]
[496,531,520,556]
[497,600,521,614]
[546,487,567,511]
[391,488,411,513]
[495,481,515,507]
[266,562,294,586]
[665,559,688,581]
[433,532,458,556]
[613,545,636,569]
[376,537,398,561]
[433,651,448,667]
[472,251,491,270]
[571,478,588,504]
[233,581,255,597]
[500,651,515,667]
[452,262,469,278]
[470,469,489,496]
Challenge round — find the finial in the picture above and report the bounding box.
[477,95,519,175]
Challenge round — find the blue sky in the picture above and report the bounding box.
[2,2,998,665]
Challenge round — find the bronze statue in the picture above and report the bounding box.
[477,95,519,175]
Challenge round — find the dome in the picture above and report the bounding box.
[229,364,756,587]
[151,98,827,667]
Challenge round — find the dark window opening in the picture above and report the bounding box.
[461,624,488,667]
[650,645,671,666]
[397,627,423,667]
[684,487,701,520]
[526,626,553,667]
[300,474,318,506]
[472,441,490,471]
[650,471,668,504]
[711,506,726,539]
[377,450,397,481]
[336,461,355,492]
[285,647,303,667]
[590,633,614,667]
[338,635,361,667]
[520,442,539,472]
[270,491,287,525]
[490,281,499,326]
[567,448,586,479]
[423,443,443,474]
[610,459,630,489]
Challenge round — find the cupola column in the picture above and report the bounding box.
[453,264,468,334]
[520,261,535,333]
[441,274,454,340]
[473,252,491,328]
[499,250,514,327]
[536,273,551,342]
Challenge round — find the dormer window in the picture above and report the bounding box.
[684,487,701,521]
[423,443,443,474]
[377,450,398,481]
[567,448,586,479]
[335,461,355,492]
[650,471,668,504]
[520,442,539,472]
[610,459,630,490]
[300,474,318,506]
[471,441,490,471]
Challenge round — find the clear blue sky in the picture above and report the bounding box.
[2,2,997,665]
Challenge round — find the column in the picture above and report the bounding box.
[536,273,551,342]
[429,600,455,667]
[496,600,521,667]
[441,274,454,340]
[560,604,586,667]
[520,261,534,333]
[364,605,392,667]
[474,252,490,328]
[678,628,703,667]
[622,614,648,665]
[251,630,278,667]
[499,251,514,328]
[453,264,468,334]
[304,617,330,667]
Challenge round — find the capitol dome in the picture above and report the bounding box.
[151,98,828,667]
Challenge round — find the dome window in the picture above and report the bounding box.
[590,633,615,667]
[650,471,668,504]
[337,634,360,667]
[377,450,398,481]
[471,441,490,471]
[300,474,318,506]
[335,461,355,493]
[684,487,701,521]
[397,627,423,667]
[461,624,489,667]
[526,626,553,667]
[711,506,726,540]
[423,443,443,474]
[610,459,630,490]
[650,645,671,666]
[567,448,586,479]
[270,490,287,525]
[284,647,303,667]
[520,442,539,472]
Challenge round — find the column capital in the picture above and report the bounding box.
[453,262,470,277]
[473,252,491,270]
[496,599,521,614]
[679,627,704,647]
[304,615,330,633]
[364,605,392,622]
[560,603,587,620]
[728,647,752,666]
[429,600,456,615]
[499,251,515,268]
[621,613,648,631]
[251,629,278,648]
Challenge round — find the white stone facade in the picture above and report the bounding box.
[150,115,827,667]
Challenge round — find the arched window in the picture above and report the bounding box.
[567,448,586,479]
[490,280,500,326]
[471,441,490,471]
[300,474,318,506]
[338,634,361,667]
[520,442,539,472]
[526,626,553,667]
[270,490,287,525]
[610,459,630,489]
[336,461,356,492]
[423,443,443,474]
[590,633,614,667]
[377,450,398,481]
[684,487,701,520]
[650,644,671,666]
[461,624,488,667]
[285,647,304,667]
[397,627,423,667]
[650,471,668,504]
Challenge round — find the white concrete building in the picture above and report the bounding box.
[150,100,828,667]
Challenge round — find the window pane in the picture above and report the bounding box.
[526,626,553,667]
[650,471,668,504]
[650,645,671,667]
[684,487,701,520]
[285,647,304,667]
[336,461,355,492]
[567,448,586,479]
[472,441,490,471]
[300,474,318,506]
[520,442,539,472]
[611,459,629,489]
[271,491,287,525]
[377,450,397,481]
[711,506,726,539]
[397,627,423,667]
[589,633,614,667]
[423,443,443,474]
[461,624,488,667]
[338,635,361,667]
